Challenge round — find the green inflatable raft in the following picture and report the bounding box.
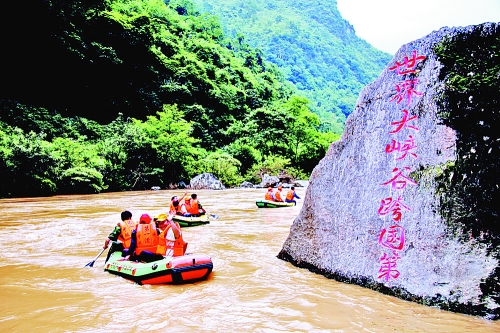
[172,214,210,227]
[104,251,213,285]
[255,200,295,208]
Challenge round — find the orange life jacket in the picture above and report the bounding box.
[187,199,201,214]
[118,219,137,248]
[183,199,192,212]
[171,202,184,215]
[135,222,159,255]
[274,190,283,202]
[286,190,295,200]
[156,222,186,257]
[265,192,274,201]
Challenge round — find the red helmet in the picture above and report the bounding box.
[140,214,152,224]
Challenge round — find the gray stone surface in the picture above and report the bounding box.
[259,173,280,188]
[190,173,226,190]
[239,181,254,188]
[279,23,500,318]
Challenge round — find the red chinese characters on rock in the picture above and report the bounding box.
[378,196,411,223]
[379,225,405,251]
[389,110,419,134]
[378,225,408,279]
[381,166,418,190]
[388,50,426,75]
[379,203,408,282]
[379,251,402,281]
[390,79,423,106]
[385,135,418,160]
[377,50,426,282]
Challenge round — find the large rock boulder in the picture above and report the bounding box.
[239,181,254,188]
[259,173,280,188]
[294,180,309,188]
[278,23,500,319]
[190,173,225,190]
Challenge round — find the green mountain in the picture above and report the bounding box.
[0,0,391,197]
[0,0,340,197]
[0,1,289,131]
[187,0,392,133]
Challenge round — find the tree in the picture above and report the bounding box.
[134,104,202,185]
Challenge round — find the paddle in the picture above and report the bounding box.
[200,208,218,219]
[85,248,106,267]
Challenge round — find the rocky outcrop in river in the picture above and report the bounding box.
[278,23,500,319]
[190,173,225,190]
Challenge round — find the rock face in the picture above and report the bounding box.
[190,173,226,190]
[259,174,280,188]
[278,23,500,319]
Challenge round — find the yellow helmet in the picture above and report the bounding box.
[156,213,168,222]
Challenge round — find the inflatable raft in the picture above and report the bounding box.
[172,214,210,227]
[104,251,213,285]
[255,200,295,208]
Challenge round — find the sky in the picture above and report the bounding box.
[336,0,500,54]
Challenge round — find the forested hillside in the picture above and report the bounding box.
[189,0,392,133]
[0,0,340,198]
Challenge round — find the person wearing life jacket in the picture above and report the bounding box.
[182,194,193,216]
[171,198,183,215]
[171,192,191,216]
[265,187,274,201]
[274,186,284,202]
[172,194,194,217]
[170,191,188,213]
[104,210,137,262]
[156,212,187,257]
[285,186,301,205]
[186,193,206,216]
[124,212,187,262]
[123,213,160,261]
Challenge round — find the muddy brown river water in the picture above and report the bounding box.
[1,188,499,332]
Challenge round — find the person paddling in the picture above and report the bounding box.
[285,186,301,205]
[103,210,137,262]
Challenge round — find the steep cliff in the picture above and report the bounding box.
[278,22,500,319]
[188,0,392,133]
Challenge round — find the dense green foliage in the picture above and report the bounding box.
[0,0,290,133]
[435,23,500,317]
[435,24,500,246]
[0,0,352,197]
[188,0,392,133]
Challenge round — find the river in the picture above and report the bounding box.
[0,187,499,332]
